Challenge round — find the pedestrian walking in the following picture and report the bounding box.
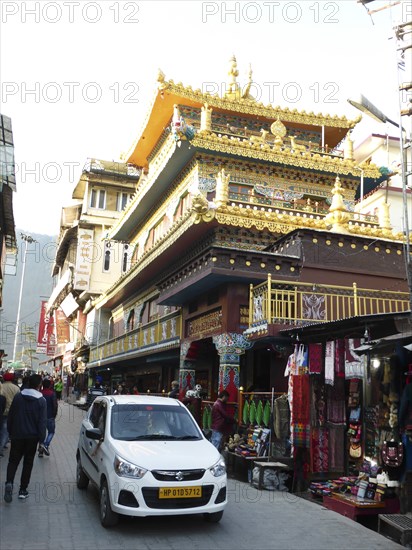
[211,390,235,451]
[4,374,47,502]
[54,377,63,400]
[0,372,20,457]
[38,378,58,457]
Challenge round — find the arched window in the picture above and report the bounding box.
[103,241,112,272]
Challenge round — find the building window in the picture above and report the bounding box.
[117,192,132,212]
[127,309,135,332]
[103,241,112,272]
[90,188,106,209]
[122,243,133,273]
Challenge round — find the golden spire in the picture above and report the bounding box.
[325,176,350,232]
[215,168,230,207]
[200,103,213,133]
[344,131,354,161]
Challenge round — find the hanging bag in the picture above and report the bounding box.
[349,443,362,459]
[382,441,404,468]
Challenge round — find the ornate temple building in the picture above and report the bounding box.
[86,57,409,400]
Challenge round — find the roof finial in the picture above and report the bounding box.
[227,54,239,96]
[325,175,350,233]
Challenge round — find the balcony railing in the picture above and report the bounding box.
[248,275,410,328]
[228,190,379,226]
[89,311,182,363]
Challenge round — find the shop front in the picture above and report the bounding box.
[280,312,412,516]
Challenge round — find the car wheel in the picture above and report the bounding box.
[100,479,119,527]
[203,510,224,523]
[76,456,89,490]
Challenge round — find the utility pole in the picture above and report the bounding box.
[12,233,38,362]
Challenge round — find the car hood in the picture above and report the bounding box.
[111,439,221,470]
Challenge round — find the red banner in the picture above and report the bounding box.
[37,300,52,354]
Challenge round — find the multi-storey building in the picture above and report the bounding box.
[0,113,16,306]
[86,58,409,401]
[46,158,140,376]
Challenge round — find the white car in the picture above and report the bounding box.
[76,395,227,527]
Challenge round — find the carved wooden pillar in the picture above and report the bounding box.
[212,333,252,403]
[178,340,195,399]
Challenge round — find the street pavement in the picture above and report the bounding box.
[0,402,402,550]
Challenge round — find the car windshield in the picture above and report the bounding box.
[110,404,203,441]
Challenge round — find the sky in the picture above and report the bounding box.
[1,0,410,236]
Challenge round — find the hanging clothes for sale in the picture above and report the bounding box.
[326,377,346,425]
[296,344,309,375]
[309,343,323,374]
[312,428,329,473]
[345,338,365,379]
[325,341,335,386]
[274,394,290,440]
[292,375,310,448]
[335,339,345,378]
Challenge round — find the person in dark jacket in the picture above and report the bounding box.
[38,379,58,457]
[168,380,179,399]
[4,374,47,502]
[211,390,234,451]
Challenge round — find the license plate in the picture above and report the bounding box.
[159,486,202,499]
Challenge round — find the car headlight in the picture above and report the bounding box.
[209,457,226,477]
[114,455,147,479]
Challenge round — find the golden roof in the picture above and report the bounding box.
[125,59,361,167]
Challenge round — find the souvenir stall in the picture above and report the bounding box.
[281,314,412,520]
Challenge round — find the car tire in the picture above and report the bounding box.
[203,510,224,523]
[76,456,89,490]
[100,479,119,528]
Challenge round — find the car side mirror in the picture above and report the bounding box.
[86,427,103,440]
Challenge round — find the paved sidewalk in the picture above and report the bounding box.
[0,402,402,550]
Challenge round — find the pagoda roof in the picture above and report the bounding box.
[125,70,361,168]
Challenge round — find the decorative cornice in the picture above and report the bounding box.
[210,203,404,242]
[160,78,360,129]
[191,134,380,178]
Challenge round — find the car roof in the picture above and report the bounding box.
[99,395,183,407]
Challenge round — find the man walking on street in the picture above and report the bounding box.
[0,372,20,457]
[38,378,58,457]
[54,377,63,400]
[4,374,47,502]
[211,390,235,451]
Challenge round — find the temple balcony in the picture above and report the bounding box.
[245,274,410,336]
[88,311,182,366]
[227,189,380,227]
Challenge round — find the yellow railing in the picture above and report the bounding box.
[249,275,410,327]
[89,311,182,363]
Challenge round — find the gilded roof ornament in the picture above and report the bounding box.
[325,176,351,233]
[270,117,287,138]
[224,55,255,102]
[192,194,215,223]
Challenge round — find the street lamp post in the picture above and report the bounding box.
[12,233,38,363]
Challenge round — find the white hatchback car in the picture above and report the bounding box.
[76,395,227,527]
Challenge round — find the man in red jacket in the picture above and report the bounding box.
[211,390,234,451]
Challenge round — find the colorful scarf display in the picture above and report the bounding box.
[325,341,335,386]
[292,375,310,448]
[345,338,365,379]
[309,343,323,374]
[312,428,329,472]
[326,378,346,425]
[335,339,345,378]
